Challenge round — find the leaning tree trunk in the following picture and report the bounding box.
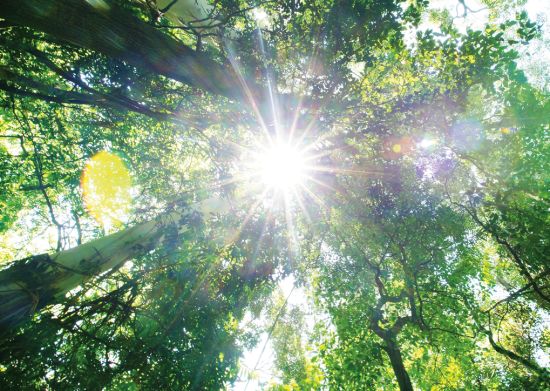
[0,198,227,332]
[0,0,257,103]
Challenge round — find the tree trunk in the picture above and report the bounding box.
[0,197,226,332]
[384,336,414,391]
[0,0,257,103]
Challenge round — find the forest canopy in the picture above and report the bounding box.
[0,0,548,389]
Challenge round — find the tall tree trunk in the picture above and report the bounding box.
[0,0,258,103]
[383,336,414,391]
[0,198,226,332]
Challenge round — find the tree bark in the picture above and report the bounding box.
[0,0,257,103]
[368,264,415,390]
[0,197,227,332]
[370,314,414,390]
[383,336,414,391]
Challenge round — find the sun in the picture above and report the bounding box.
[257,143,308,190]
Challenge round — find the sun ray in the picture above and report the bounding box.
[256,28,281,138]
[300,139,356,158]
[226,189,269,245]
[299,182,329,211]
[307,165,389,177]
[249,208,274,266]
[225,43,273,144]
[288,42,322,144]
[283,189,300,257]
[293,109,321,147]
[302,174,336,192]
[291,186,312,224]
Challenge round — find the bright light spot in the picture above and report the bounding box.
[392,143,402,153]
[251,8,270,28]
[348,61,365,79]
[81,151,132,229]
[258,143,307,190]
[500,127,517,135]
[419,138,436,149]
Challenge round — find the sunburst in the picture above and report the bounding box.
[255,141,309,190]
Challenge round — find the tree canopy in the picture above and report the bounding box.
[0,0,548,389]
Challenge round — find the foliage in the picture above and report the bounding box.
[0,0,548,389]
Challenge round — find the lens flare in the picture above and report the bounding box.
[81,151,132,229]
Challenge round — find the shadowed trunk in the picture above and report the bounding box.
[0,198,226,332]
[0,0,258,103]
[384,336,414,391]
[369,282,415,390]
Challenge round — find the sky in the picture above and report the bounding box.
[231,275,310,390]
